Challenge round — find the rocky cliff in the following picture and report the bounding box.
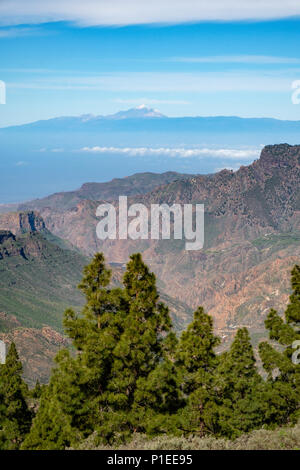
[20,144,300,341]
[0,210,46,235]
[1,144,300,384]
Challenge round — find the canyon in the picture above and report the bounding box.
[0,143,299,383]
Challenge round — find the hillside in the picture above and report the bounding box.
[18,144,300,344]
[1,144,300,383]
[16,171,192,212]
[0,228,89,385]
[0,230,87,330]
[0,216,193,385]
[0,320,69,387]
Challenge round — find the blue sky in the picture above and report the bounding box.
[1,2,300,126]
[1,2,300,203]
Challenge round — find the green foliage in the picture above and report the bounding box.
[259,264,300,427]
[23,253,176,447]
[21,381,76,450]
[4,256,300,449]
[23,253,124,449]
[0,343,32,449]
[215,328,265,437]
[251,233,300,251]
[78,253,112,329]
[108,254,172,408]
[0,232,87,331]
[176,307,220,394]
[175,307,221,437]
[286,265,300,324]
[30,380,44,399]
[77,420,300,450]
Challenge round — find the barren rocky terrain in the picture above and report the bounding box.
[0,143,300,383]
[17,144,300,334]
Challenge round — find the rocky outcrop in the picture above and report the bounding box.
[22,144,300,338]
[0,325,70,386]
[0,211,46,235]
[1,144,300,384]
[0,230,15,244]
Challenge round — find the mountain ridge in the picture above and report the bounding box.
[0,215,194,385]
[14,171,193,212]
[1,144,300,383]
[3,108,300,131]
[13,144,299,343]
[3,108,300,204]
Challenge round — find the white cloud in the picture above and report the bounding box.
[15,161,28,166]
[0,1,300,27]
[7,70,296,93]
[171,55,300,64]
[80,146,259,159]
[0,26,41,38]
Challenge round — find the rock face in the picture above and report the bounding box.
[0,324,69,387]
[0,230,15,244]
[0,211,46,235]
[20,144,300,340]
[1,143,300,383]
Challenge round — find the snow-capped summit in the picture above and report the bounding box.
[54,106,166,124]
[105,105,166,120]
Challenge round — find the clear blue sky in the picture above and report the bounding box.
[1,4,300,126]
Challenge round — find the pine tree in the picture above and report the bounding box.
[259,265,300,425]
[97,253,173,441]
[23,253,125,449]
[176,306,220,394]
[132,333,184,436]
[21,350,85,450]
[286,264,300,325]
[31,380,43,399]
[78,252,112,330]
[176,307,220,436]
[215,328,265,438]
[107,254,172,407]
[64,252,128,405]
[0,343,32,449]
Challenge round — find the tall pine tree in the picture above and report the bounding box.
[23,253,125,449]
[91,253,174,442]
[106,254,172,409]
[259,264,300,426]
[0,343,32,449]
[176,307,220,436]
[215,328,265,437]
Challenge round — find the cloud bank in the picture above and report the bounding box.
[0,1,300,27]
[80,146,259,160]
[0,26,41,38]
[8,70,294,93]
[171,55,300,64]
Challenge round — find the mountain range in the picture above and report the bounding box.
[0,144,299,387]
[0,212,192,385]
[2,106,300,203]
[4,106,300,133]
